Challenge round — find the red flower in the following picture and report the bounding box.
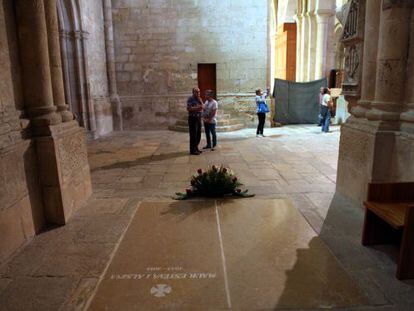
[186,188,192,194]
[197,168,202,174]
[233,177,238,182]
[222,168,227,173]
[236,189,241,193]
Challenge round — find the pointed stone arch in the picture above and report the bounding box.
[334,22,345,70]
[57,0,96,135]
[269,0,278,87]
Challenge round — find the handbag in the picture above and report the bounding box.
[258,102,270,113]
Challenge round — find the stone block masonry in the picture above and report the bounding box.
[35,121,92,225]
[112,0,268,129]
[0,0,40,264]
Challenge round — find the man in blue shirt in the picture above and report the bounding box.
[187,88,203,155]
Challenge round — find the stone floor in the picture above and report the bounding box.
[0,125,413,310]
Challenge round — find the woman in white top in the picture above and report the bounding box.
[320,88,333,133]
[202,90,218,150]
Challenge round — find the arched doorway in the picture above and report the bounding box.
[57,0,96,134]
[333,23,345,87]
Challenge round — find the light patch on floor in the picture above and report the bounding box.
[88,199,366,310]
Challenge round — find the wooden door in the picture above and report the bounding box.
[198,64,217,102]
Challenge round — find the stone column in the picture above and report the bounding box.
[295,14,303,82]
[352,0,381,118]
[44,0,73,122]
[400,9,414,133]
[74,31,97,134]
[307,12,318,80]
[59,29,73,112]
[302,12,310,81]
[16,0,92,226]
[365,2,411,129]
[15,0,61,130]
[315,10,333,80]
[103,0,123,131]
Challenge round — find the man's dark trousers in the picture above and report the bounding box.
[188,116,202,153]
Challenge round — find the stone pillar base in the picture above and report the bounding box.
[336,120,397,203]
[35,121,92,224]
[110,95,123,131]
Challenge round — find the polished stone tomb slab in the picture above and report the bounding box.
[217,199,366,309]
[88,199,366,310]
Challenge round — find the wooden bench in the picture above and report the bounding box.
[362,182,414,279]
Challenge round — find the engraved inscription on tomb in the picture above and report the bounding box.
[110,272,217,280]
[110,266,217,282]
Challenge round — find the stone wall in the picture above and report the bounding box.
[0,1,43,264]
[35,121,92,225]
[112,0,268,129]
[80,0,113,136]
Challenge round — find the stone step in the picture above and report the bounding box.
[179,113,232,120]
[216,112,231,118]
[216,124,245,132]
[217,119,243,126]
[168,125,188,132]
[175,118,243,127]
[169,123,245,133]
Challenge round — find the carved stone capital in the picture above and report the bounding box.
[293,14,303,22]
[316,9,335,18]
[59,29,71,38]
[73,30,89,40]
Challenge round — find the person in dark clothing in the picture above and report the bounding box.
[187,88,203,155]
